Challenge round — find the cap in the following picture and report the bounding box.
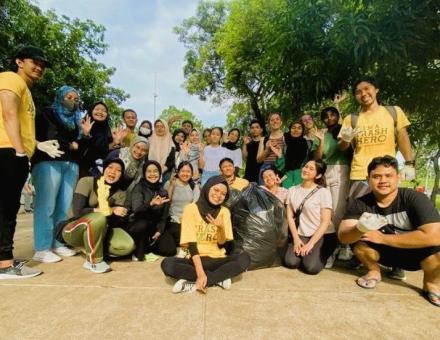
[14,45,51,67]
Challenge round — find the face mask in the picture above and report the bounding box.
[140,127,151,136]
[62,98,79,112]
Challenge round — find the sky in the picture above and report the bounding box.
[37,0,228,126]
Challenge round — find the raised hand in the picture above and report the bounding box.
[150,195,171,206]
[80,115,95,136]
[112,125,127,145]
[340,127,361,143]
[206,213,224,230]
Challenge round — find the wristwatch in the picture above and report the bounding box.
[404,160,415,166]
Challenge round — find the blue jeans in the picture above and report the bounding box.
[32,161,79,251]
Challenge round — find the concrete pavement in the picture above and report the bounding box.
[1,213,439,340]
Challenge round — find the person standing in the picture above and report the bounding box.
[31,85,82,263]
[242,119,264,183]
[121,109,138,147]
[0,46,61,279]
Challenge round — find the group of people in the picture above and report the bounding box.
[0,46,439,307]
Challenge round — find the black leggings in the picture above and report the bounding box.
[126,218,177,259]
[284,233,337,275]
[161,251,250,286]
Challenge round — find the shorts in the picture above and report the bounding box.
[362,242,440,271]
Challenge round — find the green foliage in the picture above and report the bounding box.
[0,0,129,125]
[159,105,204,132]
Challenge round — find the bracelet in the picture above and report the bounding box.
[15,152,27,157]
[404,160,415,166]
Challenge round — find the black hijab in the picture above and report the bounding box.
[284,121,309,171]
[87,101,112,150]
[222,128,241,151]
[140,160,165,193]
[172,128,187,152]
[196,175,229,223]
[95,158,125,196]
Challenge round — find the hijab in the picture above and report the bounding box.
[172,128,187,152]
[284,121,309,171]
[118,136,148,179]
[148,119,174,165]
[96,158,125,197]
[52,85,82,133]
[140,160,164,193]
[222,128,241,151]
[196,175,229,223]
[86,101,112,148]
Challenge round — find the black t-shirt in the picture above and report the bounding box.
[344,188,440,234]
[244,140,263,183]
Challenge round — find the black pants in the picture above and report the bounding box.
[166,220,181,246]
[161,251,251,286]
[284,233,337,275]
[0,149,29,261]
[127,218,176,259]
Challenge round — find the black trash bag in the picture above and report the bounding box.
[228,183,288,270]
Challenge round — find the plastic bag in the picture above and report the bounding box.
[226,183,288,270]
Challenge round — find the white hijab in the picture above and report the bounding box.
[148,119,174,165]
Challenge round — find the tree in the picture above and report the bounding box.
[0,0,129,124]
[178,0,440,199]
[159,105,204,132]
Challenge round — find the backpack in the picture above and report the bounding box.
[351,105,398,147]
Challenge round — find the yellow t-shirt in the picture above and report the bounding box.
[180,203,233,258]
[339,106,410,180]
[230,177,249,191]
[0,71,36,157]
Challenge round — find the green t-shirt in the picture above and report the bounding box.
[322,131,350,166]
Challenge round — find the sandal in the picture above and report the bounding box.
[423,291,440,307]
[356,275,381,289]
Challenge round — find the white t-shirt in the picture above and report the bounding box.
[225,148,243,168]
[203,145,228,171]
[288,185,333,236]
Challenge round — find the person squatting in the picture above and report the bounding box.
[0,46,439,307]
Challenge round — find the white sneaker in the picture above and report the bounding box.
[172,279,196,293]
[338,246,353,261]
[325,253,336,269]
[216,278,231,290]
[83,261,111,273]
[33,250,62,263]
[176,248,188,258]
[53,246,77,257]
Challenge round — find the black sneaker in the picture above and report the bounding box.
[387,267,406,280]
[0,261,42,280]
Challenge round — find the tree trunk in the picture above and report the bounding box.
[249,95,264,124]
[430,147,440,205]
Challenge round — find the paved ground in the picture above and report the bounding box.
[1,213,439,340]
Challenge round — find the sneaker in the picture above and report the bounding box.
[53,246,77,257]
[33,250,62,263]
[325,253,336,269]
[0,261,42,280]
[172,279,196,293]
[176,248,188,258]
[338,246,353,261]
[83,261,112,274]
[216,278,232,290]
[387,267,406,280]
